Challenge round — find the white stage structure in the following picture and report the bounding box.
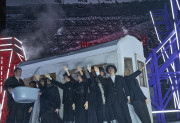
[19,35,153,123]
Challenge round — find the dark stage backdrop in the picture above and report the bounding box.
[2,0,169,60]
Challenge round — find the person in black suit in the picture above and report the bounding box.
[45,66,76,123]
[105,65,132,123]
[72,67,88,123]
[124,66,151,123]
[3,68,25,123]
[39,78,62,123]
[87,65,109,123]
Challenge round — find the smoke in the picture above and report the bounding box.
[22,43,44,60]
[20,4,65,60]
[0,4,65,60]
[122,26,128,35]
[56,27,63,35]
[0,29,12,37]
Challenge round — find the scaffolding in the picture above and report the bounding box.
[146,0,180,122]
[0,37,26,123]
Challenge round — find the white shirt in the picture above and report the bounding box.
[110,75,115,83]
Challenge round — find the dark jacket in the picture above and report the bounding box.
[3,75,24,102]
[51,78,76,121]
[73,75,88,104]
[23,102,34,123]
[124,70,147,102]
[51,76,76,104]
[88,72,108,103]
[37,81,46,93]
[73,74,88,123]
[106,75,130,102]
[88,72,109,123]
[40,84,61,117]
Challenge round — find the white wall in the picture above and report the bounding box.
[116,35,153,122]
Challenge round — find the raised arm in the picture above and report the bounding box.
[128,66,144,79]
[77,67,88,82]
[51,79,64,89]
[87,65,97,88]
[34,74,42,89]
[63,66,70,76]
[64,66,76,83]
[94,66,102,80]
[87,65,94,81]
[128,70,141,79]
[44,74,64,89]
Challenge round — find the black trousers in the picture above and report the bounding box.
[63,102,74,122]
[120,102,132,123]
[41,107,63,123]
[133,100,151,123]
[6,101,24,123]
[108,96,132,123]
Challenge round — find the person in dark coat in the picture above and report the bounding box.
[34,74,47,98]
[23,81,37,123]
[34,75,47,97]
[39,78,63,123]
[87,65,109,123]
[124,66,151,123]
[38,78,46,91]
[86,65,98,123]
[72,67,88,123]
[45,66,75,123]
[33,75,47,123]
[105,65,132,123]
[3,68,25,123]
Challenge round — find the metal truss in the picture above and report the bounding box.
[0,37,26,123]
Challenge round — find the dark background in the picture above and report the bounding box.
[1,0,169,60]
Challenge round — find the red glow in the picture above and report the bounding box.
[139,36,147,46]
[80,41,98,48]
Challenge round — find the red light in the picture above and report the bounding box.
[139,36,148,46]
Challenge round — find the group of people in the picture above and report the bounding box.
[3,64,151,123]
[3,68,62,123]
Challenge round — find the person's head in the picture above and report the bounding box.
[46,78,51,84]
[124,68,132,76]
[14,68,22,78]
[29,81,37,88]
[77,72,83,82]
[91,67,96,77]
[108,67,115,76]
[63,73,70,82]
[99,67,106,77]
[40,78,46,86]
[106,65,117,76]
